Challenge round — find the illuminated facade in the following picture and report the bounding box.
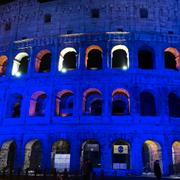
[0,0,180,176]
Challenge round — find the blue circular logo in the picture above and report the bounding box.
[118,146,124,153]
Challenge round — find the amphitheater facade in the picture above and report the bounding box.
[0,0,179,176]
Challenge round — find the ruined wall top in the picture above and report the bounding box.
[0,0,179,43]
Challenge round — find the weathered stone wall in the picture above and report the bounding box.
[0,0,179,176]
[0,0,180,43]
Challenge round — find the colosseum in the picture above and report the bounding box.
[0,0,179,177]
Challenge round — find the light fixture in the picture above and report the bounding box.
[62,68,67,73]
[15,72,21,77]
[122,66,128,70]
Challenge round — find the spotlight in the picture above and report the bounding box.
[15,72,21,77]
[122,66,128,70]
[62,68,67,73]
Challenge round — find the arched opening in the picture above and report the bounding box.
[59,48,77,72]
[6,94,22,118]
[12,52,29,76]
[81,140,101,168]
[29,91,47,117]
[142,140,162,173]
[85,45,102,70]
[0,55,8,76]
[24,140,42,170]
[138,48,154,69]
[112,140,130,169]
[140,91,156,116]
[35,50,51,73]
[56,90,74,117]
[111,45,129,70]
[112,89,130,115]
[172,141,180,174]
[164,48,180,70]
[168,93,180,117]
[83,89,102,116]
[0,141,16,171]
[51,140,70,172]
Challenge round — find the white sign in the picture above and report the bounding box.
[54,154,70,172]
[113,163,127,169]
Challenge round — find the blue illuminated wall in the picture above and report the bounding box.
[0,0,179,176]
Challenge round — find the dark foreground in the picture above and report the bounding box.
[0,176,178,180]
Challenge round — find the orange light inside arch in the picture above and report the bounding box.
[172,141,180,164]
[112,88,130,113]
[165,47,180,70]
[56,90,73,116]
[0,55,8,75]
[85,45,103,68]
[144,140,161,162]
[0,55,8,65]
[82,88,102,113]
[35,49,51,72]
[29,91,46,116]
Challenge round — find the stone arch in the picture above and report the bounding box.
[0,55,8,76]
[51,140,70,172]
[12,52,29,76]
[112,139,131,169]
[29,91,47,116]
[35,49,51,73]
[172,141,180,174]
[168,93,180,117]
[83,88,102,115]
[140,91,156,116]
[138,46,154,69]
[112,88,130,115]
[111,45,129,70]
[56,90,74,116]
[164,47,180,70]
[23,139,42,170]
[142,140,162,173]
[6,93,23,118]
[59,47,77,72]
[0,140,16,170]
[81,140,101,168]
[85,45,103,70]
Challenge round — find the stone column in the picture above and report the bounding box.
[161,141,173,175]
[6,44,14,76]
[103,86,111,123]
[79,46,85,70]
[45,88,53,124]
[158,87,169,124]
[156,44,164,71]
[41,138,51,171]
[131,139,143,175]
[106,43,111,70]
[25,47,33,78]
[128,44,135,71]
[131,42,138,70]
[73,86,80,122]
[51,41,58,76]
[102,44,108,70]
[70,138,81,173]
[28,46,36,77]
[79,87,86,123]
[131,85,140,124]
[101,141,112,175]
[14,137,24,170]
